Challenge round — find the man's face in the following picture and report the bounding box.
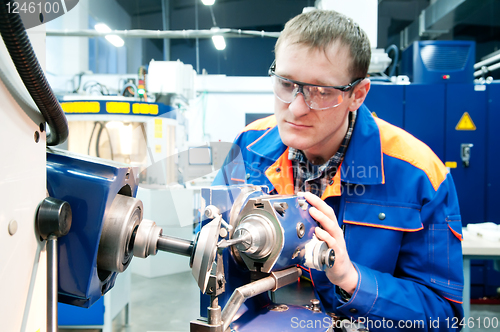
[273,41,367,162]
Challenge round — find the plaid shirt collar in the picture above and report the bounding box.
[288,110,357,197]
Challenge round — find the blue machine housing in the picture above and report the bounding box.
[402,40,475,84]
[46,148,139,307]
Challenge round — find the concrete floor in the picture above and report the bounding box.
[61,271,500,332]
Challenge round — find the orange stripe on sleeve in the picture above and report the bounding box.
[374,117,447,191]
[241,115,277,133]
[231,178,245,183]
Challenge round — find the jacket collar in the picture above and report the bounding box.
[247,104,385,194]
[341,104,385,185]
[247,125,287,161]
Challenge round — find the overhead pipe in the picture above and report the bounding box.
[46,28,281,39]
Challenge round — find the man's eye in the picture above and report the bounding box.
[317,87,333,96]
[280,80,294,89]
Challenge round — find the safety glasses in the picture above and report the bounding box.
[268,60,364,110]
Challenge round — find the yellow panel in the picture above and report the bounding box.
[132,103,147,114]
[155,119,163,138]
[106,102,130,114]
[133,103,159,115]
[149,104,159,115]
[61,101,100,113]
[445,161,457,168]
[155,145,162,153]
[455,112,476,131]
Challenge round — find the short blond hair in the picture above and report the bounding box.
[275,9,371,80]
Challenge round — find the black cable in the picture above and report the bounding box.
[0,0,68,145]
[104,125,114,160]
[96,122,104,158]
[87,122,99,156]
[72,72,85,93]
[385,44,399,78]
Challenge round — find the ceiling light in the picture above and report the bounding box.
[201,0,215,5]
[95,23,124,47]
[94,23,111,33]
[105,35,125,47]
[212,35,226,51]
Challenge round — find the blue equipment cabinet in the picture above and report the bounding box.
[363,83,404,128]
[486,83,500,224]
[401,40,475,84]
[404,84,446,160]
[367,79,500,299]
[445,84,488,224]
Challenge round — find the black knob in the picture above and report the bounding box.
[36,197,72,239]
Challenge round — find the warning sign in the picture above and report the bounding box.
[455,112,476,131]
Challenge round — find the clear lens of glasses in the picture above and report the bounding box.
[271,75,345,110]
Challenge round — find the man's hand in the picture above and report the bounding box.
[303,192,359,294]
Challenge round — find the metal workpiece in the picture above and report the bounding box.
[232,213,276,258]
[133,219,162,258]
[97,194,143,273]
[157,235,194,257]
[217,234,252,249]
[228,186,263,236]
[192,216,221,293]
[233,197,285,273]
[304,236,335,271]
[221,267,301,332]
[133,218,194,259]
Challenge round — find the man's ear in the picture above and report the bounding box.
[347,78,371,112]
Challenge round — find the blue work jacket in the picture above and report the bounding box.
[213,104,464,331]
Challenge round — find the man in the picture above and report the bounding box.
[214,9,464,331]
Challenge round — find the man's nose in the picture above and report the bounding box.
[288,89,311,116]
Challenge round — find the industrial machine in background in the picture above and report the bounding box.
[365,40,500,299]
[1,9,341,332]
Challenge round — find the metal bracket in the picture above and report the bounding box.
[461,143,474,167]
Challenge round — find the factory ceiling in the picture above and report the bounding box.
[114,0,500,62]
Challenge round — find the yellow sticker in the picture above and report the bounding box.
[445,161,457,168]
[133,103,159,115]
[106,102,130,114]
[154,119,163,138]
[61,101,100,113]
[155,145,162,153]
[371,112,378,118]
[455,112,476,131]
